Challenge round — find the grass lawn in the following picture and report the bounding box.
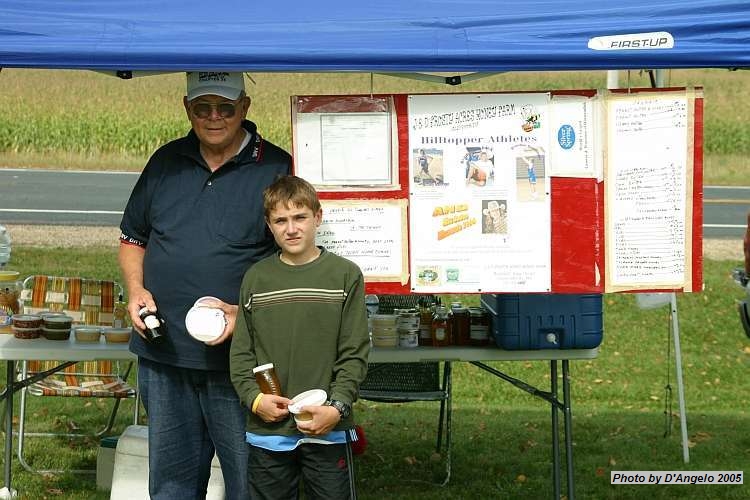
[1,247,748,499]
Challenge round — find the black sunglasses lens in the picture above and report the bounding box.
[192,103,212,118]
[192,102,237,118]
[218,103,236,118]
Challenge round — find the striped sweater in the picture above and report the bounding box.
[230,248,370,435]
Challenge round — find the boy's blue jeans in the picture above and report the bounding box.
[138,357,249,500]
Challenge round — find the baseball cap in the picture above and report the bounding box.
[186,71,245,101]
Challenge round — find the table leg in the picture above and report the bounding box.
[551,360,560,500]
[4,360,14,490]
[563,360,575,500]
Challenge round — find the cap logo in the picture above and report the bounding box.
[198,72,231,83]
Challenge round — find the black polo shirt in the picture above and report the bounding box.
[120,120,291,370]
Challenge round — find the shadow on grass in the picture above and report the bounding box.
[353,403,750,500]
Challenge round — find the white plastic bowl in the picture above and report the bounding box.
[288,389,328,419]
[185,306,226,342]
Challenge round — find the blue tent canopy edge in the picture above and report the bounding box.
[0,0,749,72]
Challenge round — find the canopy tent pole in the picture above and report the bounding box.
[606,70,619,90]
[669,293,690,463]
[653,67,689,463]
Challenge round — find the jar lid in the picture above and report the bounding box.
[185,306,225,343]
[102,327,132,335]
[0,270,20,282]
[253,363,275,373]
[12,314,42,323]
[44,315,74,324]
[469,307,486,316]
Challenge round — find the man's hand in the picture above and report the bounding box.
[255,394,293,423]
[294,405,341,436]
[126,287,155,339]
[198,299,238,346]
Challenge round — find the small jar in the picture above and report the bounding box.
[468,307,491,346]
[431,305,451,347]
[396,308,420,331]
[138,307,167,343]
[418,298,434,346]
[450,305,471,346]
[0,270,21,334]
[398,328,419,348]
[253,363,283,396]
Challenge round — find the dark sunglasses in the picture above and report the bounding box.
[190,100,241,119]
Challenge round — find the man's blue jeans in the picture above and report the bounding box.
[138,357,249,500]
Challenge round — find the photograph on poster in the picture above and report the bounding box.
[463,146,495,187]
[412,147,446,186]
[481,199,508,236]
[512,144,546,202]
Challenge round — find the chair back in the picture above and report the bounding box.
[20,274,122,325]
[17,275,133,398]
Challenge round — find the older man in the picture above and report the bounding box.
[119,71,291,499]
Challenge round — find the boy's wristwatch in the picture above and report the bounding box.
[325,399,351,418]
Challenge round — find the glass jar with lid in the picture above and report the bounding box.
[431,305,451,347]
[418,296,435,346]
[468,306,491,346]
[0,270,22,334]
[450,304,471,346]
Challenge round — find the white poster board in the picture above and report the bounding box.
[605,91,693,291]
[316,199,409,284]
[407,93,552,293]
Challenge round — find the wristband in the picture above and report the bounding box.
[251,393,264,414]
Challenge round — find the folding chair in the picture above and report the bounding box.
[358,294,452,486]
[16,275,138,474]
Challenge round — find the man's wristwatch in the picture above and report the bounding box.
[325,399,351,418]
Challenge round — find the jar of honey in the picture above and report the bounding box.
[0,270,21,335]
[431,305,451,347]
[468,306,492,346]
[253,363,283,396]
[450,305,471,346]
[418,297,434,346]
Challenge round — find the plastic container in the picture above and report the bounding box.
[288,389,327,423]
[480,293,603,350]
[12,314,42,329]
[74,325,102,343]
[12,325,41,339]
[41,327,71,341]
[43,314,74,330]
[110,425,225,500]
[102,327,131,343]
[185,306,225,343]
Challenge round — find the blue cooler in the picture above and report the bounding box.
[480,293,603,350]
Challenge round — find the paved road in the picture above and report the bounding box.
[0,168,137,226]
[1,169,749,238]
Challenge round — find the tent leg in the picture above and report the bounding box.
[670,293,690,463]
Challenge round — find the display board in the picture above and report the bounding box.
[291,88,703,295]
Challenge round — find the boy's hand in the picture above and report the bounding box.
[255,394,293,423]
[295,405,340,436]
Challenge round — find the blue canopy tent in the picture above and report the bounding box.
[0,0,749,72]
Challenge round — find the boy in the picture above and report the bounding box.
[230,175,370,499]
